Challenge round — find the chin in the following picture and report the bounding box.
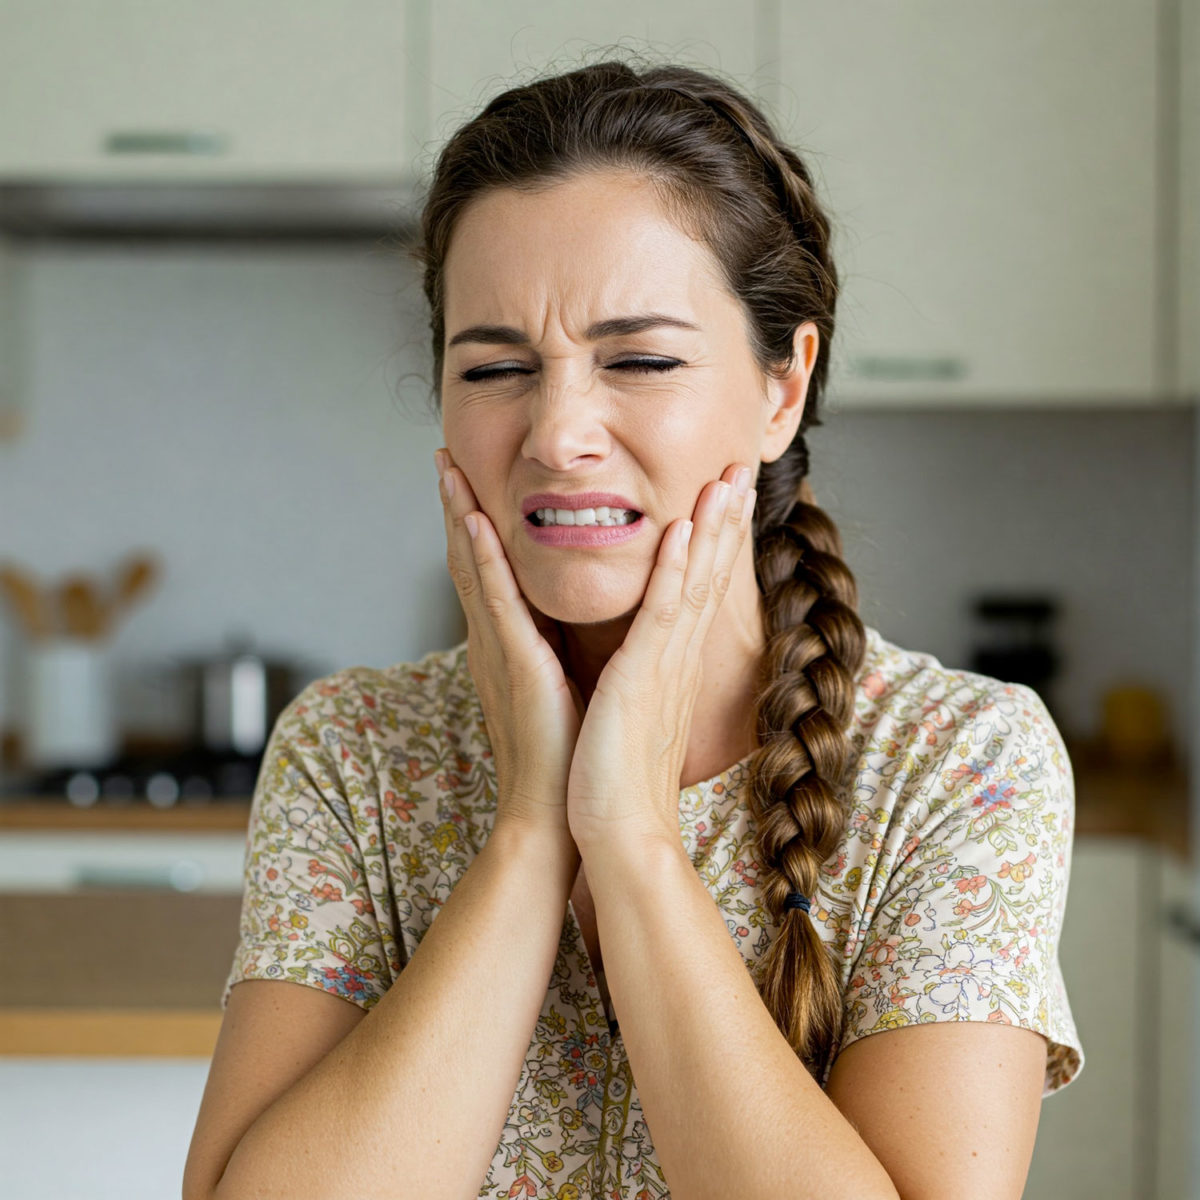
[522,582,641,627]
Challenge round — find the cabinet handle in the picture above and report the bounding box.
[103,130,230,156]
[1164,901,1200,948]
[73,861,205,891]
[848,355,967,382]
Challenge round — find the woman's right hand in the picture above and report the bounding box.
[436,448,583,837]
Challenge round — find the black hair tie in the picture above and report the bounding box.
[784,891,811,913]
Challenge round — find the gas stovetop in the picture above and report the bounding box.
[0,746,263,808]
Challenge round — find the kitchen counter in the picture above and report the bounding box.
[0,798,251,831]
[0,734,1189,849]
[1,735,1190,1057]
[1,888,241,1056]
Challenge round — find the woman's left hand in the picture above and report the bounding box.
[565,463,757,851]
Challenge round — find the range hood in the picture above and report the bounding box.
[0,180,422,241]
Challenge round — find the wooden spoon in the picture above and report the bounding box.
[0,564,52,639]
[58,575,109,640]
[109,553,160,633]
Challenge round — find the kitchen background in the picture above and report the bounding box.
[0,2,1197,1199]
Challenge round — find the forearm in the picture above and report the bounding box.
[581,834,900,1200]
[215,820,580,1200]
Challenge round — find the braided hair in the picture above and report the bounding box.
[410,52,868,1083]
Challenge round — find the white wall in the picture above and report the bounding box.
[811,405,1194,759]
[0,239,465,740]
[0,240,1193,763]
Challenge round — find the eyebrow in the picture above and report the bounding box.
[446,312,702,348]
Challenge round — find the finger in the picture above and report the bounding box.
[681,474,736,619]
[616,508,695,666]
[711,465,756,604]
[666,463,755,648]
[460,507,550,659]
[436,449,551,662]
[436,449,488,624]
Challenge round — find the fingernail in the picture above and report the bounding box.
[445,471,456,499]
[434,450,445,478]
[716,482,731,513]
[465,514,478,539]
[734,467,751,496]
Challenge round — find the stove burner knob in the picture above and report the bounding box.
[145,771,180,808]
[102,774,135,802]
[180,774,214,801]
[65,771,101,807]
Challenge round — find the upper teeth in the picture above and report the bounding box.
[534,506,638,526]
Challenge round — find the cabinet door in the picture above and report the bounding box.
[423,1,760,157]
[1023,837,1141,1200]
[1157,847,1197,1198]
[0,0,412,181]
[768,2,1160,406]
[1180,0,1200,401]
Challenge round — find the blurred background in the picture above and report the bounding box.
[0,3,1196,1197]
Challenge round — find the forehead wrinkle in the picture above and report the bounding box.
[443,179,737,354]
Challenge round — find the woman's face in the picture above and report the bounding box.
[440,167,813,625]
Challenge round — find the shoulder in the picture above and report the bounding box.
[256,640,485,822]
[274,641,475,762]
[850,625,1072,828]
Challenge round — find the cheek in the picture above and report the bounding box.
[442,420,518,518]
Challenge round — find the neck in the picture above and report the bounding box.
[560,614,634,706]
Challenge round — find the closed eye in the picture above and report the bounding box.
[457,358,682,383]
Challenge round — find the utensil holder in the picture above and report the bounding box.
[20,637,119,769]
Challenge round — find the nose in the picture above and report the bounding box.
[520,373,612,471]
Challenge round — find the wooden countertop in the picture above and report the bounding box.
[0,798,252,830]
[1,734,1190,1057]
[0,735,1190,849]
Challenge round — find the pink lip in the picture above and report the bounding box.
[521,492,641,517]
[524,514,646,547]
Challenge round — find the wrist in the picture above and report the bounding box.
[488,815,581,876]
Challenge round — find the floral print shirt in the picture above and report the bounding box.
[222,623,1084,1199]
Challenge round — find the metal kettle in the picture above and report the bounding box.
[176,632,302,757]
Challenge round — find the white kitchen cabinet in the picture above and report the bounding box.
[0,0,416,182]
[766,3,1163,408]
[1024,836,1194,1200]
[0,831,246,893]
[0,1059,213,1200]
[1156,846,1195,1199]
[1180,0,1200,402]
[422,1,760,161]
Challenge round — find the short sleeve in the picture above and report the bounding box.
[220,674,397,1013]
[839,682,1085,1098]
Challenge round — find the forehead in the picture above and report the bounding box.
[442,169,729,331]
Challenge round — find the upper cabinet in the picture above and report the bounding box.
[0,1,1191,408]
[0,0,415,181]
[765,2,1166,407]
[421,2,760,159]
[1181,0,1200,401]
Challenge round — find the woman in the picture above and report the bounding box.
[184,58,1083,1200]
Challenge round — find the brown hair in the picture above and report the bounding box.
[409,53,867,1083]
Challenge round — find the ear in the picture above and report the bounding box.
[761,321,819,464]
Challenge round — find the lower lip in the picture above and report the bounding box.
[523,515,645,546]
